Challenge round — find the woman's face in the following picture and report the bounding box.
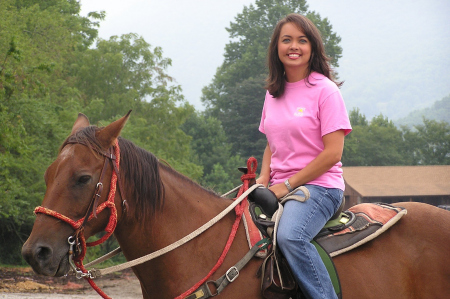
[277,22,312,82]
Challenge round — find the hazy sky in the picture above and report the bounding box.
[80,0,450,119]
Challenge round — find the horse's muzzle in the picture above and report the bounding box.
[22,240,70,277]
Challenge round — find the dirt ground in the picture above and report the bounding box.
[0,267,142,299]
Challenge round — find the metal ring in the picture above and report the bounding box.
[68,236,75,245]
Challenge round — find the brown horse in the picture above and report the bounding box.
[22,112,450,299]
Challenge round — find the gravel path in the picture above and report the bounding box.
[0,267,142,299]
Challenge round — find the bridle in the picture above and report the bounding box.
[34,139,126,297]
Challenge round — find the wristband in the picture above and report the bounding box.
[284,179,294,192]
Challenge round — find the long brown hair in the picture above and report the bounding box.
[265,13,342,98]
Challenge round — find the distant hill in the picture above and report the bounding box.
[308,0,450,120]
[394,95,450,128]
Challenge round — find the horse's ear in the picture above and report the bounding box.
[97,110,132,148]
[71,113,90,135]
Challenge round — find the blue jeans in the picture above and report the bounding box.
[277,184,343,299]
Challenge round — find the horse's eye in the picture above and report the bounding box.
[77,175,91,185]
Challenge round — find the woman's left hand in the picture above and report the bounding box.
[269,183,290,200]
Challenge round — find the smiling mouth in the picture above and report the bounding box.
[288,54,300,58]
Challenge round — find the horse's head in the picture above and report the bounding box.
[22,111,130,276]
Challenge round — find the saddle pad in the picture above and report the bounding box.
[242,198,268,258]
[315,203,407,257]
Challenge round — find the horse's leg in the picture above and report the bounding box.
[334,202,450,299]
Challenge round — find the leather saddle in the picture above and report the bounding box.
[247,185,349,239]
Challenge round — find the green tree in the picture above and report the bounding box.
[0,0,101,102]
[182,112,244,193]
[0,0,202,264]
[343,110,450,167]
[202,161,243,195]
[121,100,202,181]
[70,33,201,179]
[343,111,409,166]
[342,108,367,166]
[348,108,368,126]
[71,33,175,122]
[217,75,268,163]
[0,0,103,264]
[403,119,450,165]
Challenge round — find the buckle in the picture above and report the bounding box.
[226,266,239,282]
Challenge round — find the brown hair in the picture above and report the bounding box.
[265,13,342,98]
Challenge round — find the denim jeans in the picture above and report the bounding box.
[277,184,343,299]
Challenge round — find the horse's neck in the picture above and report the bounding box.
[114,167,240,297]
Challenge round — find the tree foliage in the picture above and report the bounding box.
[343,111,411,166]
[182,112,244,193]
[216,75,268,162]
[71,33,175,121]
[342,108,450,167]
[0,0,199,264]
[402,119,450,165]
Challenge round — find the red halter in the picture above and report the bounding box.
[34,140,124,299]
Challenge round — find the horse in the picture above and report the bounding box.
[22,112,450,299]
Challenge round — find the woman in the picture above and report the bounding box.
[256,14,352,299]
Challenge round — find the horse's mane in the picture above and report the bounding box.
[157,161,221,197]
[61,126,164,221]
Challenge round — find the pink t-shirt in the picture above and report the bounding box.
[259,72,352,190]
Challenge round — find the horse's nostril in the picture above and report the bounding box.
[36,246,52,261]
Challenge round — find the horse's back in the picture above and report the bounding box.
[334,201,450,299]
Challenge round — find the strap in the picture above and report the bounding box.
[83,247,122,269]
[109,148,129,212]
[279,185,310,204]
[82,156,108,224]
[186,238,271,299]
[71,152,110,256]
[271,185,310,251]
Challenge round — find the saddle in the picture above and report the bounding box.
[247,185,407,299]
[248,187,347,240]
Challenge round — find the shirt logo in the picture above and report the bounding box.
[294,107,306,117]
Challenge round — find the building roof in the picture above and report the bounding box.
[342,165,450,197]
